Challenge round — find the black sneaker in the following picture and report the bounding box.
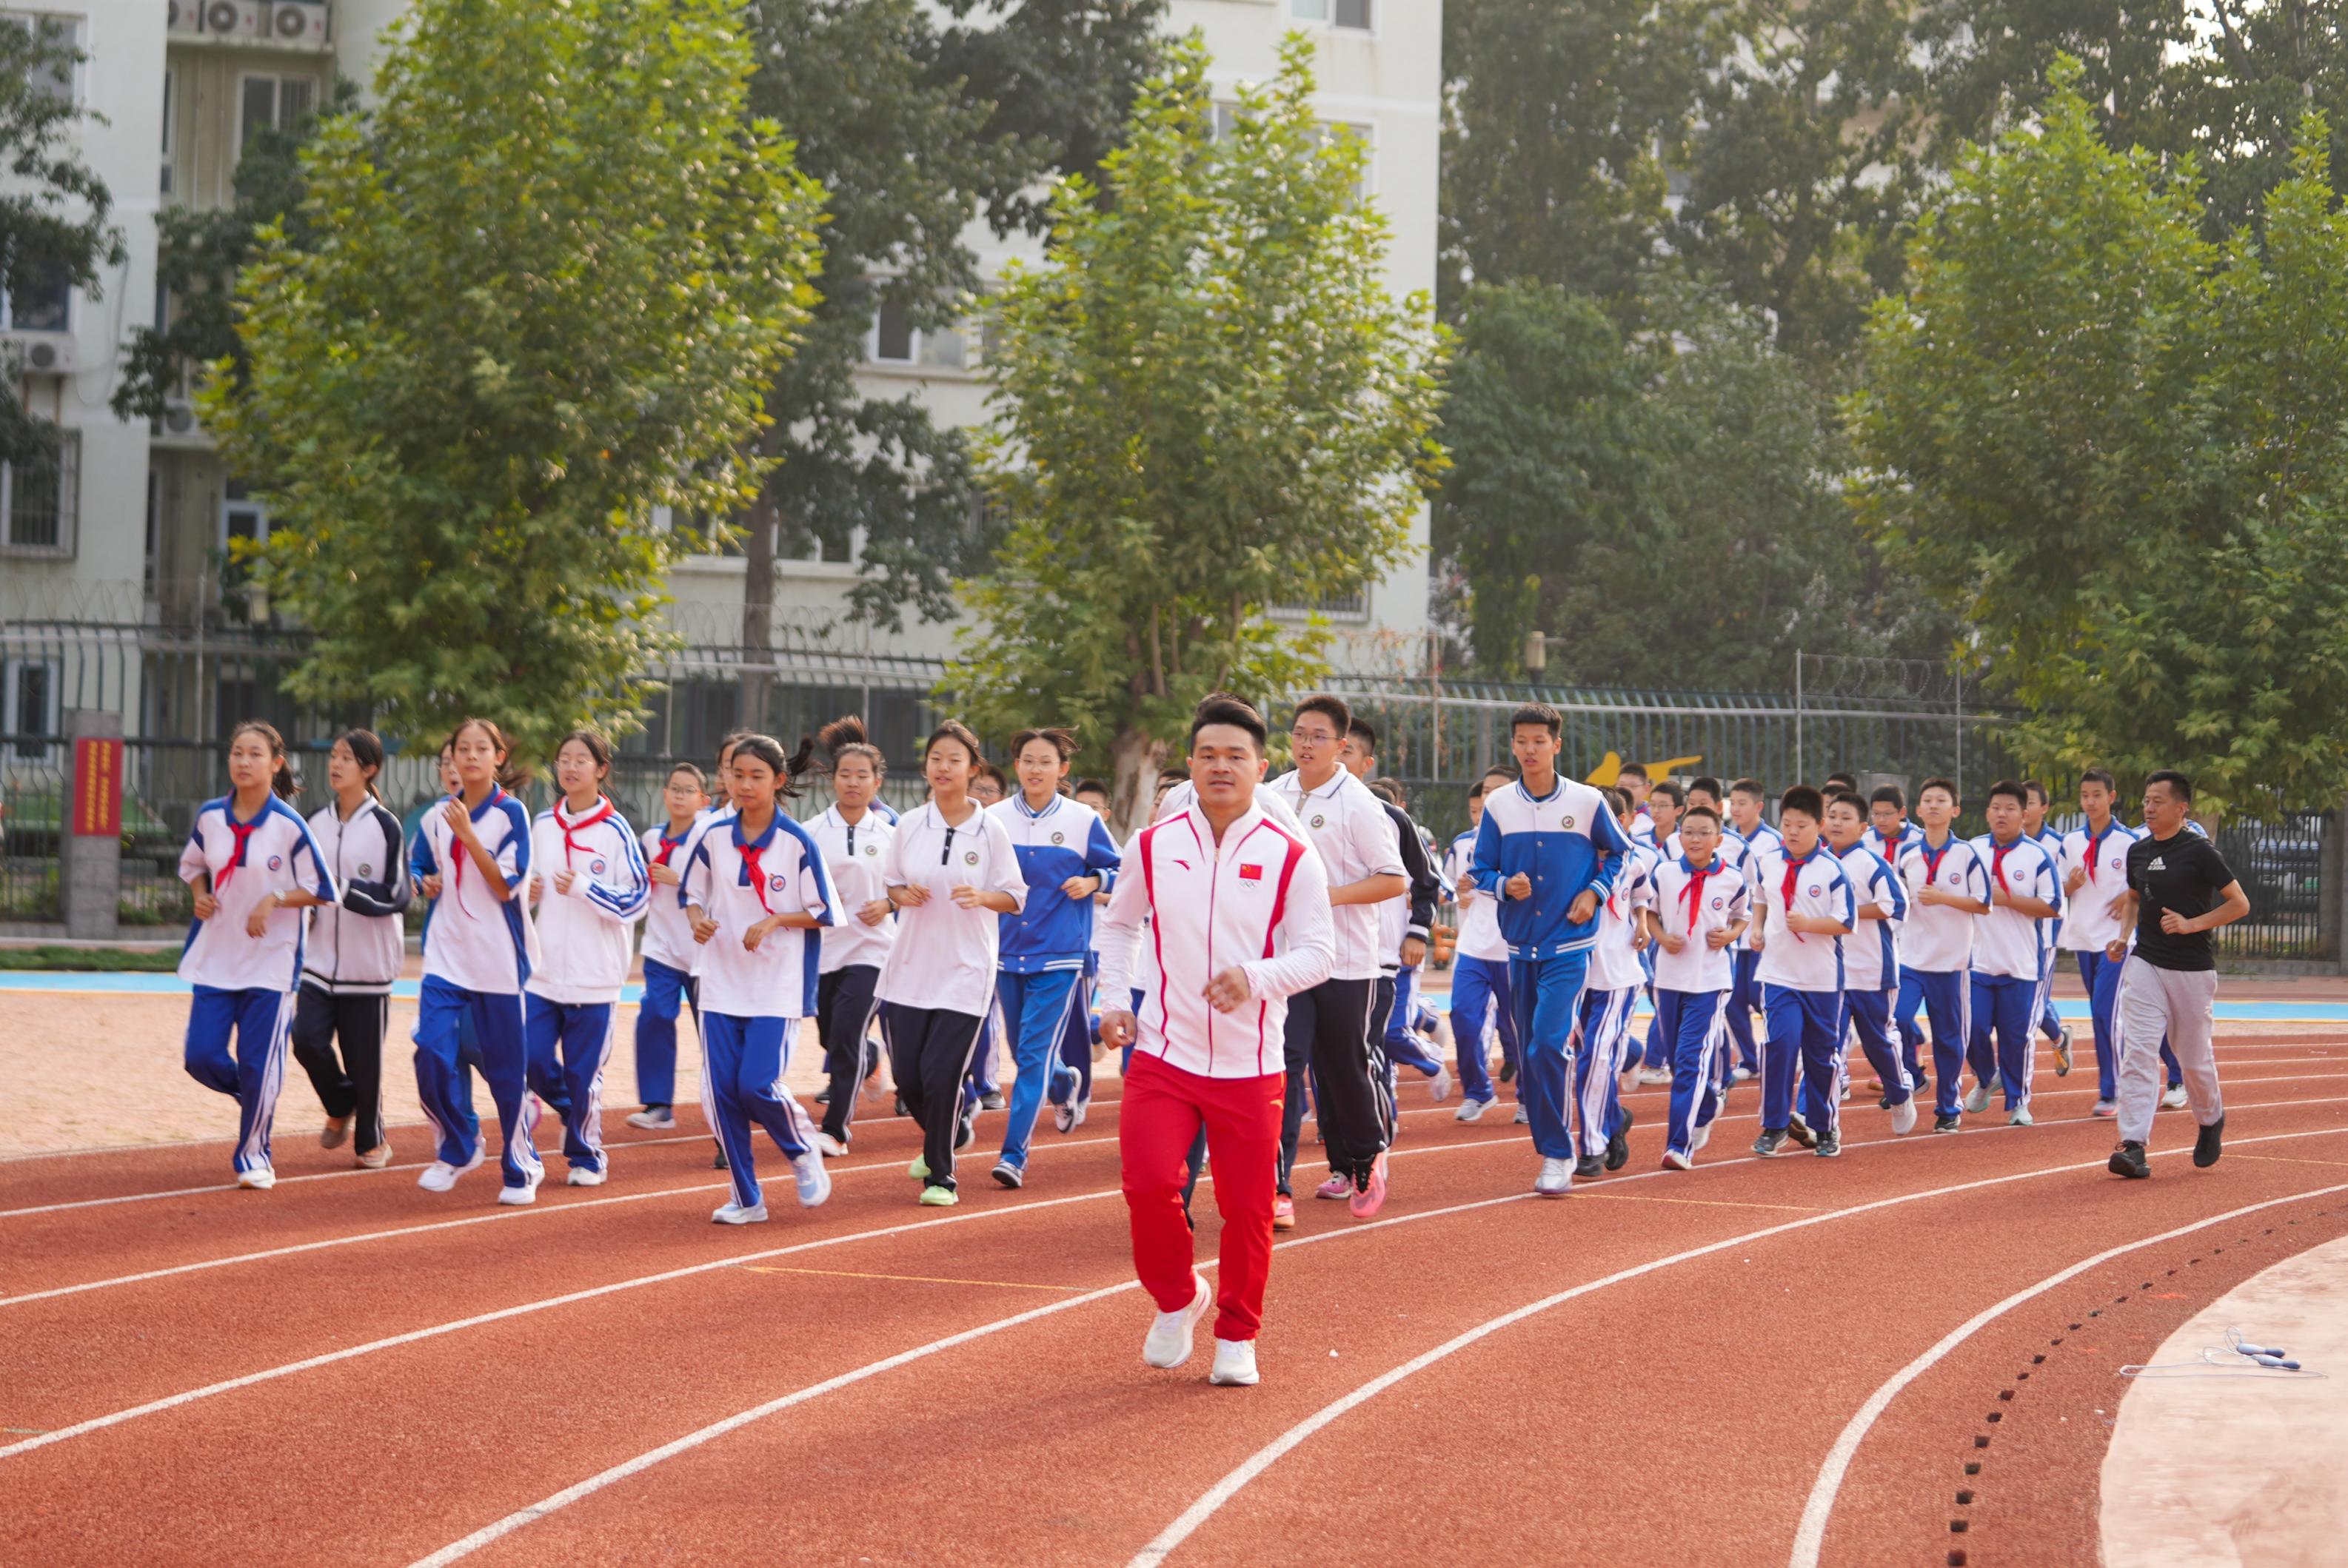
[991,1160,1023,1190]
[894,1094,910,1118]
[1876,1093,1896,1112]
[955,1112,977,1152]
[1933,1113,1961,1134]
[1573,1153,1604,1179]
[714,1147,729,1170]
[1786,1114,1819,1150]
[1752,1128,1788,1157]
[815,1088,831,1105]
[2110,1140,2152,1179]
[1816,1129,1841,1159]
[1605,1107,1634,1171]
[2193,1115,2226,1169]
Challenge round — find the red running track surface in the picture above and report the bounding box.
[4,1033,2344,1567]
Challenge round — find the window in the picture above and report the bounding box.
[0,255,71,332]
[867,298,972,372]
[161,69,175,196]
[1292,0,1372,27]
[238,74,317,154]
[221,481,267,551]
[1271,587,1370,620]
[0,430,76,556]
[872,298,914,363]
[4,657,56,759]
[3,13,80,105]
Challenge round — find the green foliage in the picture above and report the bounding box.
[946,35,1449,822]
[1852,61,2348,811]
[1441,279,1944,686]
[207,0,825,764]
[0,15,123,466]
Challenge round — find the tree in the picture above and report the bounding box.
[1439,278,1943,686]
[732,0,1164,681]
[1439,0,1701,315]
[207,0,825,763]
[1851,62,2348,811]
[946,36,1450,827]
[0,15,123,464]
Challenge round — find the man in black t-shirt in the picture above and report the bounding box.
[2103,771,2250,1178]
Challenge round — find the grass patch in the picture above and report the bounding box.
[0,945,181,972]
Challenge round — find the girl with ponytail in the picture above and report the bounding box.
[178,720,338,1188]
[291,729,412,1168]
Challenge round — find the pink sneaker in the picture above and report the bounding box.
[1348,1153,1388,1219]
[1315,1173,1351,1200]
[1271,1195,1296,1231]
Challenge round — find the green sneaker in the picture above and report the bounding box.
[917,1184,957,1207]
[909,1153,929,1181]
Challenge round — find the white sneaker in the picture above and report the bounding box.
[416,1146,483,1193]
[1513,1105,1530,1125]
[1533,1156,1574,1197]
[1838,1082,1851,1102]
[1693,1119,1715,1152]
[1143,1273,1213,1370]
[1639,1067,1672,1086]
[712,1201,768,1224]
[1730,1065,1755,1083]
[1454,1096,1494,1124]
[1661,1148,1694,1172]
[1053,1102,1076,1133]
[2161,1085,2189,1110]
[566,1166,606,1187]
[1964,1082,1993,1114]
[2009,1107,2033,1128]
[625,1108,675,1131]
[358,1144,393,1170]
[792,1150,832,1207]
[497,1177,540,1206]
[815,1132,849,1159]
[320,1116,349,1150]
[2092,1099,2118,1118]
[1429,1065,1453,1104]
[236,1165,275,1191]
[1208,1337,1260,1387]
[1069,1096,1090,1130]
[1891,1098,1918,1136]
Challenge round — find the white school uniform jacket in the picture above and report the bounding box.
[302,797,409,995]
[808,802,900,974]
[1896,834,1989,974]
[1835,842,1907,993]
[1444,828,1509,964]
[1649,851,1749,994]
[179,794,338,993]
[680,808,837,1018]
[1588,839,1656,993]
[1157,777,1308,837]
[1728,820,1782,951]
[1969,833,2063,980]
[639,816,709,976]
[874,800,1028,1017]
[1267,768,1405,982]
[1097,798,1335,1078]
[526,797,650,1005]
[1753,842,1856,994]
[2059,821,2140,953]
[414,787,540,995]
[1865,822,1924,865]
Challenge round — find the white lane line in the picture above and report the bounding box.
[1119,1124,2348,1568]
[1786,1180,2348,1568]
[0,1130,1537,1458]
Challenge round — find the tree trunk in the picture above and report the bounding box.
[1108,723,1168,838]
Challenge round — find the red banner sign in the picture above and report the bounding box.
[73,737,121,837]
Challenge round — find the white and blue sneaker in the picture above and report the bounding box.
[792,1149,832,1207]
[712,1200,768,1224]
[1454,1096,1495,1124]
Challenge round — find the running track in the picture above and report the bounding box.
[4,1033,2345,1567]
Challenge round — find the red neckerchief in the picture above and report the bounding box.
[736,819,777,914]
[1779,845,1820,942]
[210,806,266,896]
[1679,854,1716,933]
[447,787,503,919]
[1870,825,1904,861]
[2079,820,2111,883]
[652,825,689,866]
[1990,836,2017,894]
[1918,834,1955,886]
[556,796,615,869]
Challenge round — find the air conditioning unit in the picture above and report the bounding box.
[167,0,208,37]
[263,1,329,45]
[161,398,201,436]
[9,333,77,375]
[202,1,259,39]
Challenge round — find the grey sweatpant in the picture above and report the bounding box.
[2114,954,2221,1145]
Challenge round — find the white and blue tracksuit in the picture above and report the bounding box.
[682,810,838,1212]
[1571,840,1653,1159]
[635,814,712,1111]
[1967,833,2064,1116]
[1753,843,1856,1136]
[990,793,1122,1174]
[178,794,338,1176]
[1443,827,1519,1105]
[2061,819,2141,1100]
[1725,820,1782,1073]
[1896,834,1990,1119]
[2033,825,2069,1041]
[412,788,541,1191]
[1650,851,1748,1159]
[1869,821,1929,1083]
[524,797,650,1177]
[1471,776,1629,1162]
[1836,841,1913,1111]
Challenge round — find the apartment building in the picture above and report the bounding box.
[0,0,1439,768]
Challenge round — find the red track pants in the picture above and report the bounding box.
[1120,1051,1284,1344]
